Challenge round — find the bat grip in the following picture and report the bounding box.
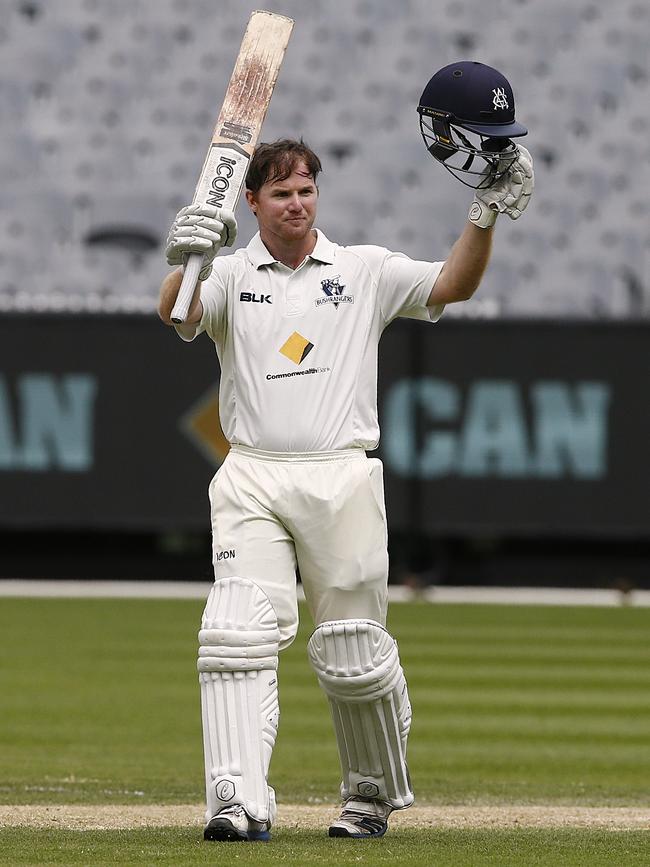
[170,254,204,324]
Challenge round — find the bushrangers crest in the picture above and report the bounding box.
[316,275,354,308]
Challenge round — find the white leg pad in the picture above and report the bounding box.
[198,576,280,824]
[307,619,414,809]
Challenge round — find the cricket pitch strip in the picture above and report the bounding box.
[1,805,648,831]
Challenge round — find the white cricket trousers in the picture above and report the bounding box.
[208,445,390,648]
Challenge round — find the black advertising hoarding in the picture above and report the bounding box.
[0,315,648,537]
[378,319,649,538]
[0,316,220,529]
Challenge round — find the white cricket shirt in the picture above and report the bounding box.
[176,230,444,452]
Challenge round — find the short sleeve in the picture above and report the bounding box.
[377,252,445,326]
[173,262,228,343]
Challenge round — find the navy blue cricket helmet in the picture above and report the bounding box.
[417,61,528,188]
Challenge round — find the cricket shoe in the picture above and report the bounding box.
[328,797,393,838]
[203,804,271,842]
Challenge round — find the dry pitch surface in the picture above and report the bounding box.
[1,805,648,831]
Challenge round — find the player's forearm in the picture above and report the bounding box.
[158,267,202,325]
[429,221,493,305]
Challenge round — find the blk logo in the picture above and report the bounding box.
[240,291,272,304]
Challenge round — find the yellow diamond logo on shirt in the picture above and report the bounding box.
[279,331,314,365]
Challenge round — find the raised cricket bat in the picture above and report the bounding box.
[170,10,294,323]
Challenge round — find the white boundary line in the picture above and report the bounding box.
[0,580,648,606]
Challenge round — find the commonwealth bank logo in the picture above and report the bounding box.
[279,331,314,365]
[269,332,329,381]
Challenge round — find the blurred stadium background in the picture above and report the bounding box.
[1,0,649,591]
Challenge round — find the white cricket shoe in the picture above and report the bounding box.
[328,797,393,838]
[203,804,271,842]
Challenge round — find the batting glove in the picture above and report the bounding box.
[469,144,534,228]
[165,204,237,281]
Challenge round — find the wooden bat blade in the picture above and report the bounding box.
[171,10,294,324]
[192,10,294,215]
[216,10,294,147]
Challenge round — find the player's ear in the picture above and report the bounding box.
[245,189,258,215]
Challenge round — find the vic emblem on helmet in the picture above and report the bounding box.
[492,87,509,110]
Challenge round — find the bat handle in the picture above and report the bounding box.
[170,253,204,324]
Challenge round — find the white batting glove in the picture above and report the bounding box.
[469,144,534,228]
[165,204,237,281]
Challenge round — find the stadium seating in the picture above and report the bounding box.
[1,0,647,316]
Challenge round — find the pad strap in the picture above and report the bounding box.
[307,619,413,809]
[198,576,280,823]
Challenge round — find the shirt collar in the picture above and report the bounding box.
[246,229,336,269]
[309,230,336,264]
[246,232,277,268]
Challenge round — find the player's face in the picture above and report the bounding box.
[247,160,318,243]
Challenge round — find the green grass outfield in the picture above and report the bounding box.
[1,598,649,865]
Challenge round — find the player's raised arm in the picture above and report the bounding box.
[158,267,196,325]
[429,220,494,305]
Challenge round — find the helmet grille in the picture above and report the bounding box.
[418,109,517,189]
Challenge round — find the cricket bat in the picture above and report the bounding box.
[170,10,294,323]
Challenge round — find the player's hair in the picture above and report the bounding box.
[245,138,322,193]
